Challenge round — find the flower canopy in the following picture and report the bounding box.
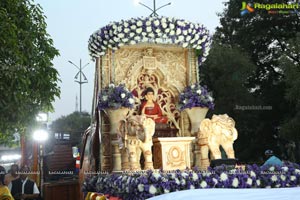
[88,16,211,65]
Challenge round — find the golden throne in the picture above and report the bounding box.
[96,44,200,171]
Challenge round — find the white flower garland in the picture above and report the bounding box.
[88,16,211,65]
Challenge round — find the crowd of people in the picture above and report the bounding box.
[0,164,40,200]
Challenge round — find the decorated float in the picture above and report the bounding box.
[80,8,300,200]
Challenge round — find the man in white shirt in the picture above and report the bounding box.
[8,165,40,200]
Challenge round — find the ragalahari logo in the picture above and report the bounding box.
[241,1,299,15]
[240,2,255,16]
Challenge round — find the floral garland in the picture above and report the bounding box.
[82,163,300,200]
[88,16,211,65]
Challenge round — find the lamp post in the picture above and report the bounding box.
[33,112,49,198]
[33,129,48,198]
[68,59,89,113]
[137,0,171,17]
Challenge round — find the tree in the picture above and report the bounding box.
[279,33,300,141]
[216,0,299,67]
[0,0,60,144]
[213,0,300,161]
[50,112,91,146]
[201,42,266,161]
[275,33,300,162]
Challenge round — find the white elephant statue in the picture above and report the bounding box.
[199,114,238,160]
[119,115,155,170]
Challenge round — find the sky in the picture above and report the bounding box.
[34,0,227,122]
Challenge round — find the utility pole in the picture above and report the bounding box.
[138,0,171,17]
[75,95,78,112]
[68,59,89,113]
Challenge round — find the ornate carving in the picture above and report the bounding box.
[166,146,185,167]
[194,134,210,170]
[98,44,200,171]
[142,48,155,71]
[101,113,111,171]
[154,50,187,91]
[153,137,194,170]
[143,56,157,73]
[110,45,197,133]
[114,45,189,92]
[130,73,180,130]
[199,114,238,161]
[119,116,155,170]
[102,54,111,87]
[114,49,143,84]
[180,111,191,137]
[143,48,154,56]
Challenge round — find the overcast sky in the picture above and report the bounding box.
[34,0,226,122]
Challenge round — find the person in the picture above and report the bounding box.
[140,87,168,124]
[262,149,283,167]
[286,141,296,162]
[0,166,14,200]
[8,165,39,200]
[4,164,19,186]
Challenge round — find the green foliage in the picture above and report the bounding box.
[279,34,300,141]
[216,0,299,92]
[212,0,300,161]
[201,42,265,161]
[50,112,91,145]
[201,43,256,114]
[217,0,299,62]
[0,0,60,144]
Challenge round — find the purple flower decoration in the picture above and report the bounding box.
[178,83,215,110]
[98,83,135,110]
[83,162,300,199]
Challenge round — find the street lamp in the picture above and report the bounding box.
[33,112,48,198]
[33,129,49,142]
[68,59,89,113]
[33,128,48,198]
[136,0,172,17]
